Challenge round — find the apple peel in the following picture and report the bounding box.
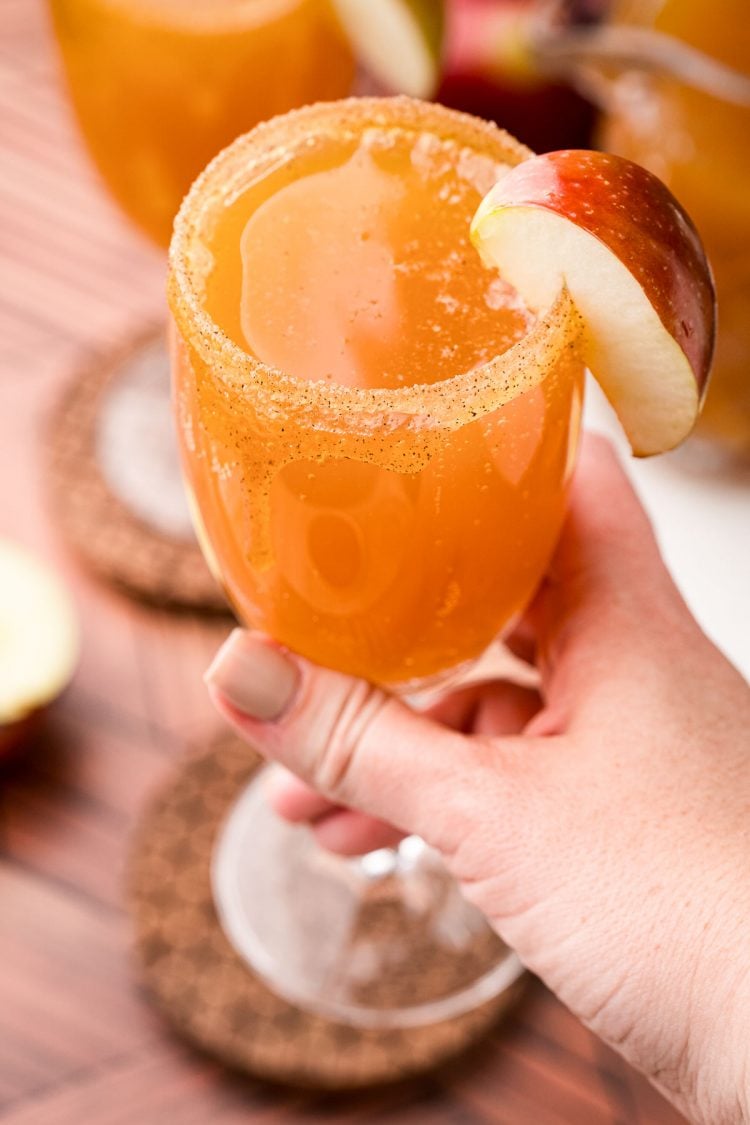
[471,150,716,456]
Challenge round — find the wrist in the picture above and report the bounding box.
[594,864,750,1125]
[671,889,750,1125]
[689,962,750,1125]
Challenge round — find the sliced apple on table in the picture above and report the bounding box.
[331,0,445,99]
[0,539,80,760]
[471,149,716,456]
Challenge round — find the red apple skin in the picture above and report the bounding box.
[437,0,599,152]
[492,150,716,401]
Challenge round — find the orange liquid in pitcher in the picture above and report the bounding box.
[173,112,583,683]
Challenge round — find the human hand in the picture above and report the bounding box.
[205,434,750,1125]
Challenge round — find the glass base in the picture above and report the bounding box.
[212,768,523,1029]
[96,333,195,540]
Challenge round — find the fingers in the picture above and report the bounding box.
[265,676,542,855]
[555,433,661,589]
[503,620,538,667]
[264,767,333,824]
[427,680,542,737]
[265,769,403,855]
[313,811,404,856]
[204,629,511,852]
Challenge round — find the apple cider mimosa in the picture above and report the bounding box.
[169,99,584,685]
[169,100,715,1030]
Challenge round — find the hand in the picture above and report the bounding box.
[205,434,750,1125]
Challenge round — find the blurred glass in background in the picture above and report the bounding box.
[45,0,357,563]
[48,0,356,246]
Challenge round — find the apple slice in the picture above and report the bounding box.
[0,539,79,758]
[471,149,716,456]
[331,0,445,99]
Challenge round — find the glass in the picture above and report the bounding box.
[169,97,585,1023]
[50,0,356,247]
[48,0,356,551]
[599,0,750,463]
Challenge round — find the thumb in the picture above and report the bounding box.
[530,433,696,710]
[204,629,502,852]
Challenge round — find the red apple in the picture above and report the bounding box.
[471,149,716,456]
[0,540,79,761]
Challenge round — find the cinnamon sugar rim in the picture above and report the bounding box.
[168,96,583,432]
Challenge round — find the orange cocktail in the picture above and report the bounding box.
[169,98,584,686]
[49,0,355,246]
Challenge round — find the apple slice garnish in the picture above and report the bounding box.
[0,539,79,759]
[471,149,716,456]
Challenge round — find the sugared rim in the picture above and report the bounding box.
[168,96,582,427]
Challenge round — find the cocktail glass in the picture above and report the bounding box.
[168,97,584,1024]
[48,0,355,561]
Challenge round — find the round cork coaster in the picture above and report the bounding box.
[127,736,525,1089]
[46,327,227,611]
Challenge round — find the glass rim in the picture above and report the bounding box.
[168,96,582,428]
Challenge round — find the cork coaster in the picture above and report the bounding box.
[46,327,227,611]
[127,736,525,1089]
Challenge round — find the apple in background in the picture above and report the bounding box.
[437,0,604,152]
[0,540,79,762]
[333,0,445,99]
[471,149,716,456]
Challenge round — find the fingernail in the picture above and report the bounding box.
[204,629,299,721]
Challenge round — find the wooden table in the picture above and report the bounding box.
[0,3,688,1120]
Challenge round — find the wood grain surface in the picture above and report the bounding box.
[0,2,688,1120]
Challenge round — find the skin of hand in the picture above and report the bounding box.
[205,434,750,1125]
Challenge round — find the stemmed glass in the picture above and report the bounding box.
[168,97,585,1024]
[47,0,355,573]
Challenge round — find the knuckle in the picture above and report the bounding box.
[312,678,391,799]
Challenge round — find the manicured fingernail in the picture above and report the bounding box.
[204,629,299,721]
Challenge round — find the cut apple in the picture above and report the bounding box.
[331,0,445,99]
[0,539,79,757]
[471,149,716,456]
